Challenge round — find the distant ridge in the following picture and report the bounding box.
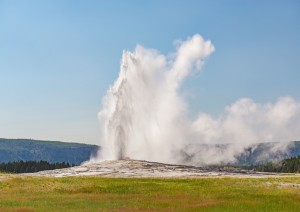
[2,138,299,166]
[0,138,99,165]
[182,141,300,166]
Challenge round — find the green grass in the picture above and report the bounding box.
[0,175,299,211]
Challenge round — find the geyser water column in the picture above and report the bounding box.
[97,34,215,163]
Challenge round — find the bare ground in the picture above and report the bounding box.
[22,159,300,178]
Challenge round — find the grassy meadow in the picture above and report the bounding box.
[0,175,299,211]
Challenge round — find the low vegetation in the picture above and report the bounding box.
[0,175,299,211]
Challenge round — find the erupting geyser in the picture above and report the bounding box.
[94,34,300,165]
[97,34,214,163]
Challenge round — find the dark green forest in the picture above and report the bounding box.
[0,160,73,173]
[248,156,300,173]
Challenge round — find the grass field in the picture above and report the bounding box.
[0,175,299,211]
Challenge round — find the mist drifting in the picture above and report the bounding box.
[95,34,300,165]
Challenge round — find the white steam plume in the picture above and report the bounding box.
[94,34,300,165]
[189,97,300,164]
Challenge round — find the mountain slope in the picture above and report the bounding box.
[0,138,99,165]
[235,141,300,165]
[182,141,300,166]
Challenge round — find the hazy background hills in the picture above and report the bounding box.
[0,138,98,165]
[0,138,299,166]
[183,141,300,166]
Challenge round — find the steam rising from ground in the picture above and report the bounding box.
[95,34,300,165]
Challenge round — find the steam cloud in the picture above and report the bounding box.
[94,34,300,165]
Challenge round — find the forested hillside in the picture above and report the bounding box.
[250,155,300,173]
[0,138,99,165]
[234,141,300,165]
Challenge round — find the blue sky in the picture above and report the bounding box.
[0,0,299,145]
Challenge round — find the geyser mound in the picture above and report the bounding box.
[94,34,300,166]
[24,159,295,178]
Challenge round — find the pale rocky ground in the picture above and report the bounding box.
[23,159,300,178]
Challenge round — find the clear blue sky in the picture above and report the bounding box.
[0,0,299,145]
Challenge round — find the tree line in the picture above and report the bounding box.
[0,160,74,173]
[248,155,300,173]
